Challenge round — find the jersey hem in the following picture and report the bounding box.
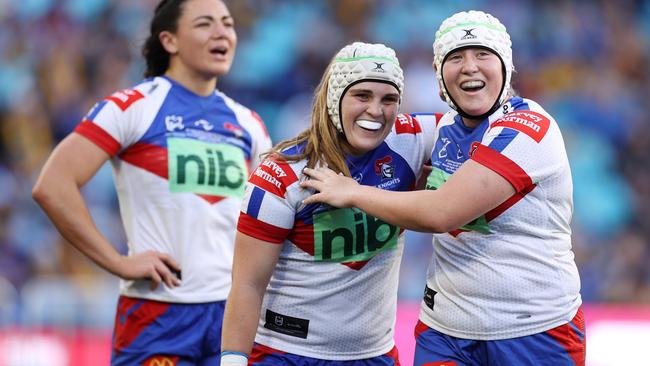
[119,289,229,304]
[418,302,581,341]
[254,338,395,361]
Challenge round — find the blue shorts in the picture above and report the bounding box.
[249,343,401,365]
[414,308,585,366]
[110,296,226,366]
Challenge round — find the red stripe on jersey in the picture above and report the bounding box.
[75,120,121,157]
[251,110,270,138]
[395,114,422,134]
[196,193,226,205]
[113,297,169,354]
[485,183,536,222]
[238,213,290,244]
[469,142,533,192]
[489,110,550,143]
[287,219,315,255]
[105,89,144,111]
[448,228,467,237]
[444,143,537,231]
[249,158,298,198]
[120,142,226,204]
[449,184,536,235]
[434,113,444,126]
[343,260,369,270]
[545,308,586,366]
[120,142,169,179]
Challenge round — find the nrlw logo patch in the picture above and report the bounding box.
[313,208,398,263]
[167,138,246,198]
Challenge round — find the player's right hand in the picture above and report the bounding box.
[300,166,359,208]
[116,251,182,290]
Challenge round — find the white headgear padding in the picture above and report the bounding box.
[433,10,513,111]
[327,42,404,132]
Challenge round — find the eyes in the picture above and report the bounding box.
[194,16,235,29]
[351,91,399,105]
[446,49,494,63]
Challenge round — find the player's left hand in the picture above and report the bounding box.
[300,167,358,208]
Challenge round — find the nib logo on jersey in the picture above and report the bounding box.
[313,208,398,263]
[167,138,246,198]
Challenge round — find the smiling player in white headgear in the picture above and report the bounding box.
[220,41,437,365]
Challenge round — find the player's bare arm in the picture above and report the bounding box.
[32,133,181,289]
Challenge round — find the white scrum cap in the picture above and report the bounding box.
[326,42,404,132]
[433,10,513,111]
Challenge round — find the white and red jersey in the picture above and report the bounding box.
[75,76,272,303]
[417,97,581,340]
[238,114,438,360]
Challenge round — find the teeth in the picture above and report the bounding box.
[356,120,383,130]
[461,80,485,89]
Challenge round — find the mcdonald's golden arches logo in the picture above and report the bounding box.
[144,355,178,366]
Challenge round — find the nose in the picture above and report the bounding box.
[460,56,479,73]
[211,22,230,39]
[366,100,383,117]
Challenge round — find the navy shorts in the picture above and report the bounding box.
[110,296,226,366]
[413,308,585,366]
[249,343,401,365]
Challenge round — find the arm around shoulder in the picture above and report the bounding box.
[302,160,515,233]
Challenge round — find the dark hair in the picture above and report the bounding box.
[142,0,188,78]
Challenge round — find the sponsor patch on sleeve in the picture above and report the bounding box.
[105,88,144,111]
[249,157,298,198]
[489,110,550,143]
[395,114,422,134]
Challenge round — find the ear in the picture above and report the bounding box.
[159,31,179,54]
[432,61,446,101]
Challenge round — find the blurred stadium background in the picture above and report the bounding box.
[0,0,649,365]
